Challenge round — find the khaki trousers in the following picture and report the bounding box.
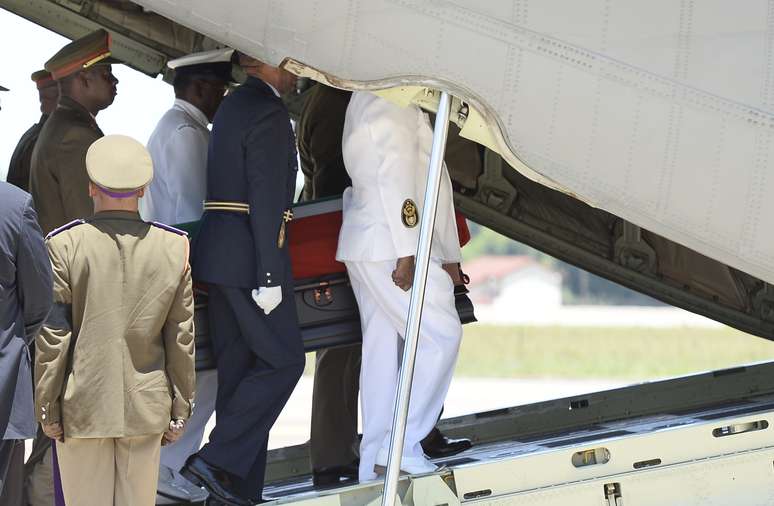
[56,434,163,506]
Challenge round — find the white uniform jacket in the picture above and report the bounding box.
[336,91,461,264]
[141,99,210,225]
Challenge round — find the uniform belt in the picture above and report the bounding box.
[202,201,295,223]
[202,200,250,214]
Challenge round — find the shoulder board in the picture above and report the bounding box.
[150,221,188,237]
[45,219,85,240]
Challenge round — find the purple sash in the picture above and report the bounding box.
[51,441,66,506]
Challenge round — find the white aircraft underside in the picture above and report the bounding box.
[134,0,774,285]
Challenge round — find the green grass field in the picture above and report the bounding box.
[453,324,774,379]
[303,325,774,380]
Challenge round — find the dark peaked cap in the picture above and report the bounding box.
[31,69,55,89]
[45,29,119,80]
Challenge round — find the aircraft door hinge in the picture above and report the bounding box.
[603,482,623,506]
[477,149,517,213]
[614,221,657,275]
[456,101,470,125]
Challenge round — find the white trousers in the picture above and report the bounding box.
[346,260,462,482]
[159,369,218,471]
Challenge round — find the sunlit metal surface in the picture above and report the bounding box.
[132,0,774,286]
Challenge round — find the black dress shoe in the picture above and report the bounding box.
[206,498,233,506]
[312,461,359,487]
[206,498,249,506]
[206,498,253,506]
[180,456,250,506]
[421,428,472,459]
[156,463,210,504]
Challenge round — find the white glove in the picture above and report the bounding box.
[251,286,282,315]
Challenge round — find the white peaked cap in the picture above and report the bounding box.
[167,47,235,70]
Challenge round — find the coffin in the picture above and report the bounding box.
[186,197,475,370]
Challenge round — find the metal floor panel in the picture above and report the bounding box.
[263,392,774,502]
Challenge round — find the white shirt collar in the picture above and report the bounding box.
[173,98,209,129]
[266,82,280,98]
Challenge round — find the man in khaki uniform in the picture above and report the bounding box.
[35,135,196,506]
[30,28,119,234]
[25,29,120,504]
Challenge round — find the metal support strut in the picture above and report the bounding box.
[381,91,453,506]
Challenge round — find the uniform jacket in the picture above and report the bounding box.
[0,183,53,440]
[6,115,48,193]
[336,91,462,264]
[141,99,210,225]
[35,211,195,439]
[193,77,298,290]
[30,96,101,234]
[297,85,352,200]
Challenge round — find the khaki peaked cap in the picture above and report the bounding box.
[86,135,153,194]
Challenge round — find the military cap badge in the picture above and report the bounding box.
[401,199,419,228]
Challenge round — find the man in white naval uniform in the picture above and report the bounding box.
[140,49,231,500]
[337,91,463,481]
[142,48,231,225]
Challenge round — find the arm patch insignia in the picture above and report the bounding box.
[401,199,419,228]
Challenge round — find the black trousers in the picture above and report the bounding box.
[0,439,24,505]
[310,344,361,470]
[198,285,304,499]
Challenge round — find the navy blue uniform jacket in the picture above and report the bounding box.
[192,77,301,365]
[0,182,52,440]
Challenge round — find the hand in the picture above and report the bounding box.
[392,256,415,291]
[162,419,186,446]
[251,286,282,315]
[42,422,63,442]
[442,263,463,285]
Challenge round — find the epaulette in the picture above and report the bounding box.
[45,219,85,240]
[150,221,188,237]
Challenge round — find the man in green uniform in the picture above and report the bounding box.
[29,28,119,234]
[6,70,58,192]
[36,134,196,506]
[25,29,120,504]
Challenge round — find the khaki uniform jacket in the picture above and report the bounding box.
[30,97,101,235]
[35,211,195,439]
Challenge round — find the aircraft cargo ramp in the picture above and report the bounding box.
[258,361,774,505]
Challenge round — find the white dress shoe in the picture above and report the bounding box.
[373,447,438,476]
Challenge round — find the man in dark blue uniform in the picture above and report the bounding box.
[0,180,53,505]
[182,52,304,505]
